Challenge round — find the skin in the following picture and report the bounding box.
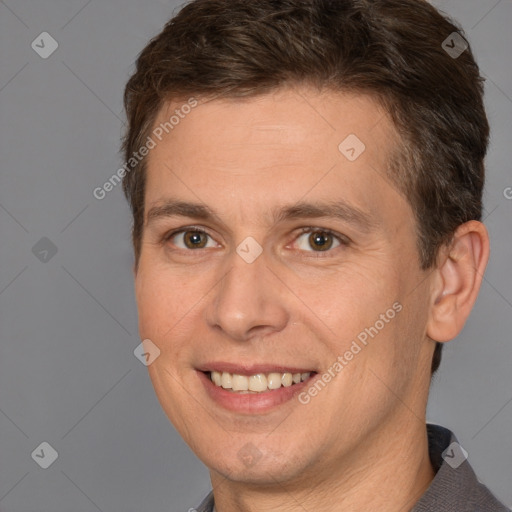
[134,86,489,511]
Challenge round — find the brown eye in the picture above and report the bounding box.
[308,231,334,251]
[183,231,208,249]
[294,228,346,253]
[167,229,215,250]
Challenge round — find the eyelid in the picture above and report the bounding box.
[162,225,350,253]
[162,225,219,248]
[291,226,350,251]
[162,225,210,241]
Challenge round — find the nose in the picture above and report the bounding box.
[205,248,290,342]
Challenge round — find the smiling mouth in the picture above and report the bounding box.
[205,370,316,393]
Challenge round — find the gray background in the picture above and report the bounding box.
[0,0,510,511]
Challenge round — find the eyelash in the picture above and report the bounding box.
[162,225,350,256]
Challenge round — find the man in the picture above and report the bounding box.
[121,0,509,510]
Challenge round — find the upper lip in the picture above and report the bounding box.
[197,362,316,375]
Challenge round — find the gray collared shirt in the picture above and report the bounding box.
[193,424,509,512]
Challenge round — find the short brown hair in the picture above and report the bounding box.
[121,0,489,375]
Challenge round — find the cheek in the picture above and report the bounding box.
[135,267,181,339]
[309,263,401,336]
[134,264,209,361]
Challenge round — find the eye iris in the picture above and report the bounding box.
[184,231,207,249]
[309,231,333,251]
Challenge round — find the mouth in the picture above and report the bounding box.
[197,366,318,413]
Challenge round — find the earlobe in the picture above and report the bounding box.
[426,221,490,342]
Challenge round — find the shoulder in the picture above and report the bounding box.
[412,424,510,511]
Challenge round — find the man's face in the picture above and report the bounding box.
[135,88,435,485]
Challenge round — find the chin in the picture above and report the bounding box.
[197,439,312,485]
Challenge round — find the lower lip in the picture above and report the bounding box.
[198,371,315,414]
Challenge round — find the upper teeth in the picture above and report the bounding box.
[210,371,311,392]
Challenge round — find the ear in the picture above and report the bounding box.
[426,220,490,342]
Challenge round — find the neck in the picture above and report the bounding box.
[210,415,435,512]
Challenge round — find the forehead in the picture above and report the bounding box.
[144,87,407,226]
[150,87,394,162]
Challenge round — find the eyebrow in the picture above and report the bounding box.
[146,198,377,233]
